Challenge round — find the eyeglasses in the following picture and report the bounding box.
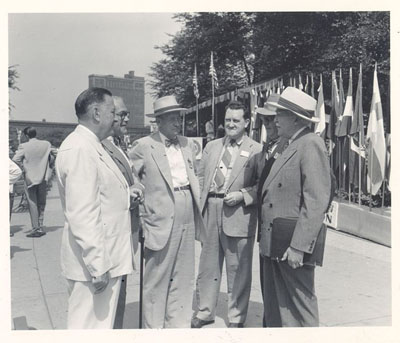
[116,111,130,121]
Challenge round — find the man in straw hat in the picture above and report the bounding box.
[259,87,331,327]
[191,100,262,328]
[129,95,206,328]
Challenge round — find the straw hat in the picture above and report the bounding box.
[265,87,319,123]
[153,95,187,117]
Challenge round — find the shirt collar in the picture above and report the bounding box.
[159,131,179,146]
[77,124,100,143]
[288,126,307,145]
[225,135,244,147]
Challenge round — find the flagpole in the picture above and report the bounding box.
[196,97,199,137]
[358,133,362,207]
[338,138,342,202]
[381,179,386,213]
[182,111,186,136]
[348,136,351,204]
[211,76,215,136]
[369,141,373,212]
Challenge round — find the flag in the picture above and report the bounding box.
[366,62,386,195]
[209,51,219,89]
[314,74,326,138]
[193,64,199,99]
[336,68,353,137]
[298,74,303,90]
[348,64,367,191]
[327,71,339,143]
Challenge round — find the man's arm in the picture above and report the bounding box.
[60,147,113,279]
[12,145,25,169]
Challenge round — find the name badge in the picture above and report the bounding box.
[240,151,250,157]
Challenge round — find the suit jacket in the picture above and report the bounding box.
[198,135,263,239]
[102,138,140,255]
[13,138,52,187]
[56,125,134,281]
[260,128,331,256]
[128,132,206,251]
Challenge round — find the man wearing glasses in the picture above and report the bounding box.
[102,95,143,329]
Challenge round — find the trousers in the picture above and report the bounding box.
[143,189,195,328]
[25,180,47,229]
[195,197,254,324]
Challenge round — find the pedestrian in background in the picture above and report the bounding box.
[13,126,55,238]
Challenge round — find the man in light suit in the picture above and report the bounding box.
[192,100,263,328]
[129,95,206,328]
[101,96,143,329]
[259,87,331,327]
[13,126,55,237]
[56,88,135,329]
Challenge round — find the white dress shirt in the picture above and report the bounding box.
[159,132,189,188]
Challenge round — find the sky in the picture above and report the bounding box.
[8,13,183,124]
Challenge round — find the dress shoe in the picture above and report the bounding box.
[26,229,46,238]
[228,323,244,328]
[191,317,215,328]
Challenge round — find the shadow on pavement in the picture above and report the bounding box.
[10,225,24,235]
[10,246,31,259]
[122,292,264,329]
[44,225,63,233]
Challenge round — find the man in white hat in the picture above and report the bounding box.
[129,95,206,328]
[259,87,331,327]
[192,100,263,328]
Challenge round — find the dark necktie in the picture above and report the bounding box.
[165,137,179,147]
[214,140,235,188]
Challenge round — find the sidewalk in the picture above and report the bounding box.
[10,182,391,329]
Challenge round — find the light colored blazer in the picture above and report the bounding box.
[56,125,133,281]
[260,128,331,256]
[198,135,263,239]
[128,132,206,251]
[13,138,52,187]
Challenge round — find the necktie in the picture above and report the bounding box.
[165,137,179,147]
[214,143,233,188]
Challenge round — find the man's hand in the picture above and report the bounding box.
[281,247,304,269]
[130,186,144,209]
[223,191,244,207]
[92,272,110,294]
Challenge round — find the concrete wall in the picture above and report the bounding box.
[334,202,391,247]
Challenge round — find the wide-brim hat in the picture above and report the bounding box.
[265,87,319,123]
[153,95,187,117]
[255,104,277,116]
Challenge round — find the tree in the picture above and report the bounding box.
[9,65,20,113]
[149,12,390,129]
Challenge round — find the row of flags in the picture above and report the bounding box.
[312,63,387,198]
[191,54,388,199]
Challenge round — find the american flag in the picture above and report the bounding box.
[209,51,219,89]
[193,64,199,99]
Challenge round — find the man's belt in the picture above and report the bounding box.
[207,192,225,199]
[173,185,191,192]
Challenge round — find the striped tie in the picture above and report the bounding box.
[214,145,233,188]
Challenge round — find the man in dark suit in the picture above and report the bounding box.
[13,127,55,237]
[259,87,331,327]
[129,95,206,328]
[101,96,143,329]
[191,100,263,328]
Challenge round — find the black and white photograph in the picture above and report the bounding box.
[2,1,399,342]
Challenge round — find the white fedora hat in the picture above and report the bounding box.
[265,87,319,123]
[153,95,187,117]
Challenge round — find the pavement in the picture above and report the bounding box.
[10,179,392,330]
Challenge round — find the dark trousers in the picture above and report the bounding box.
[113,274,127,329]
[259,255,319,327]
[25,181,47,229]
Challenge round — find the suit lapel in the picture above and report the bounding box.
[150,132,174,192]
[226,136,252,188]
[102,139,134,185]
[204,139,225,192]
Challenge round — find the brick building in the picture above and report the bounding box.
[88,70,145,128]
